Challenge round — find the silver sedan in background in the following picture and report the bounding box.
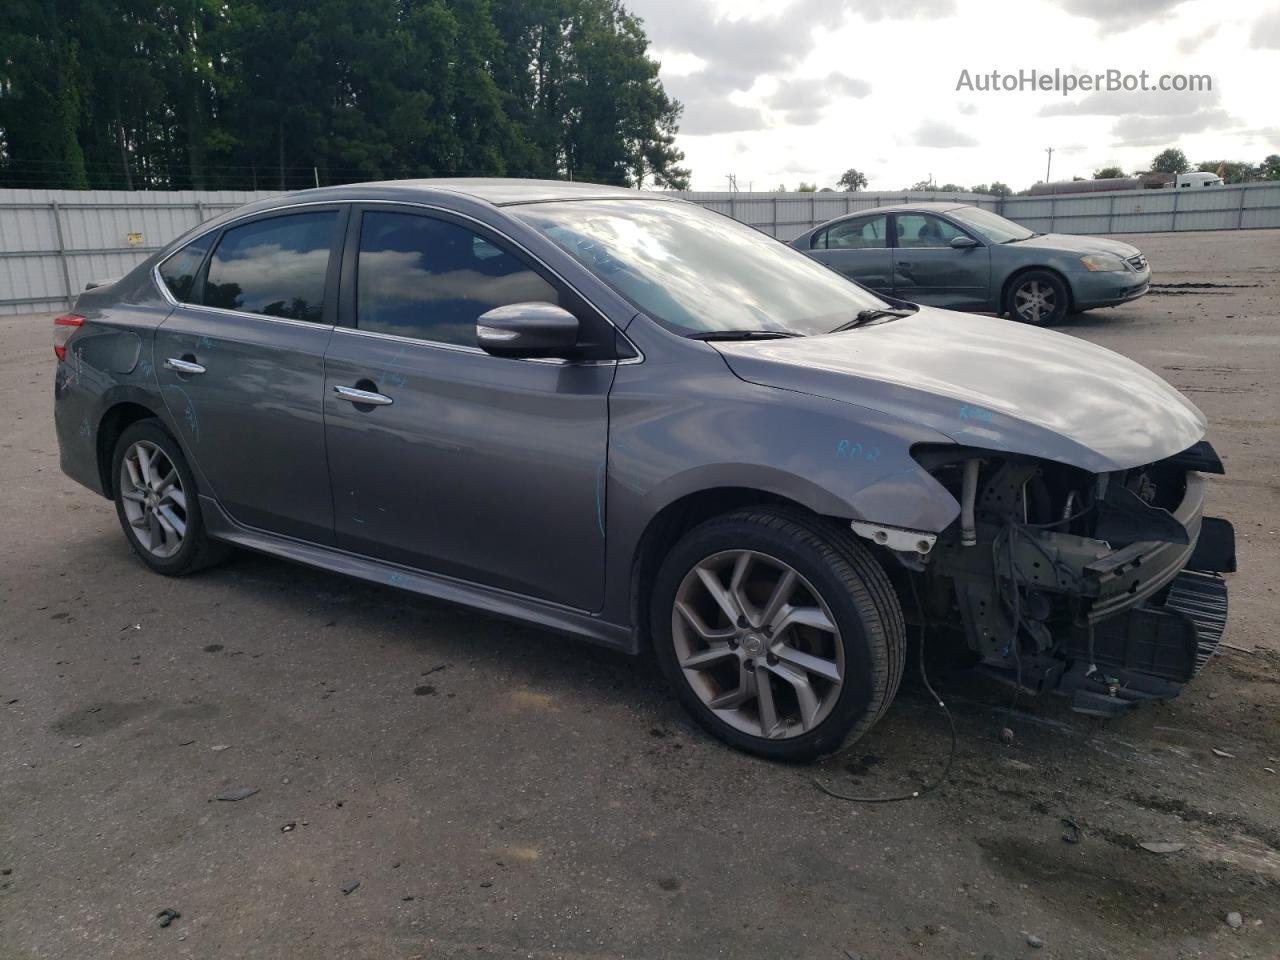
[791,202,1151,325]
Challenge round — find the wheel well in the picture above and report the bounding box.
[1000,266,1073,315]
[630,487,822,650]
[96,402,158,496]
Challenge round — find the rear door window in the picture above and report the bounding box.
[202,211,339,322]
[825,215,889,249]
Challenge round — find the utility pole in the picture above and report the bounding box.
[1044,147,1054,183]
[726,173,739,192]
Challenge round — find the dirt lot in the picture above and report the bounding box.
[2,229,1278,960]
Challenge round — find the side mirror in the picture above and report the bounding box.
[477,302,580,359]
[950,235,979,249]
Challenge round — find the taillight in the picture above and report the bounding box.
[53,314,84,361]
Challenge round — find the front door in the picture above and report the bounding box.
[890,213,990,309]
[154,206,346,542]
[807,213,893,295]
[322,206,615,611]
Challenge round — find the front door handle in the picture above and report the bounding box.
[333,384,393,406]
[164,357,206,375]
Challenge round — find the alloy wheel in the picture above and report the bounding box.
[1014,279,1056,323]
[671,549,845,740]
[119,440,188,558]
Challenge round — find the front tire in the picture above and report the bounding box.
[111,419,230,575]
[1007,270,1069,326]
[650,509,904,760]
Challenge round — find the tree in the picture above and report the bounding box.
[1150,148,1189,175]
[987,181,1012,198]
[795,181,817,192]
[0,0,691,190]
[1093,166,1125,179]
[1263,155,1280,181]
[938,182,963,192]
[0,0,89,188]
[907,179,933,191]
[836,167,867,191]
[1197,160,1258,184]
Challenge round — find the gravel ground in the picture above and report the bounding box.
[2,229,1278,959]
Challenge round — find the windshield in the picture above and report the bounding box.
[514,199,889,336]
[948,206,1035,243]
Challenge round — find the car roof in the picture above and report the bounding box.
[277,177,670,207]
[842,201,973,215]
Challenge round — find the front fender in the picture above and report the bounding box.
[598,343,961,626]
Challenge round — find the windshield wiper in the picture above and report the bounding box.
[687,329,802,342]
[826,308,914,334]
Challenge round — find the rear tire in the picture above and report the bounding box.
[1007,269,1069,326]
[111,419,230,576]
[650,508,904,760]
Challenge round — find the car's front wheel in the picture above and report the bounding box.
[650,509,904,760]
[1007,270,1070,325]
[111,419,230,575]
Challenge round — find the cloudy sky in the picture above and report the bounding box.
[627,0,1279,191]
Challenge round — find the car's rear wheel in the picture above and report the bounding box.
[1007,270,1069,325]
[111,419,230,575]
[650,508,904,760]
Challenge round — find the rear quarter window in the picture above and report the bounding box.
[157,237,212,302]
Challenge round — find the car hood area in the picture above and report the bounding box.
[713,308,1205,474]
[1010,233,1142,258]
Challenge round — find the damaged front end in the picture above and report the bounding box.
[906,441,1236,716]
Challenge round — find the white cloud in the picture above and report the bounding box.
[1056,0,1188,30]
[1039,88,1221,118]
[766,73,872,125]
[911,120,979,148]
[1251,9,1280,49]
[650,0,1277,190]
[1177,24,1218,54]
[679,100,768,136]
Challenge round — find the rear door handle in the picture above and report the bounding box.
[333,384,394,406]
[164,357,206,375]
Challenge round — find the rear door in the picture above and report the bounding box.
[890,213,990,309]
[321,205,616,610]
[806,214,892,295]
[154,205,346,542]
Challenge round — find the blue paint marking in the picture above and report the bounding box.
[595,461,607,538]
[388,572,409,586]
[78,416,91,440]
[139,358,154,378]
[196,335,214,349]
[959,404,993,423]
[378,347,409,389]
[168,385,200,443]
[835,439,880,462]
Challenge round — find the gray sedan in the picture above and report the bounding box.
[54,180,1229,761]
[790,202,1151,325]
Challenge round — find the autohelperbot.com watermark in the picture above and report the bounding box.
[956,68,1211,96]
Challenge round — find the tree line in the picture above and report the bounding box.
[0,0,690,191]
[1093,148,1280,184]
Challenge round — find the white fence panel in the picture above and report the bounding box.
[2,183,1278,314]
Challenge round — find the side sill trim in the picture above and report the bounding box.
[199,495,633,652]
